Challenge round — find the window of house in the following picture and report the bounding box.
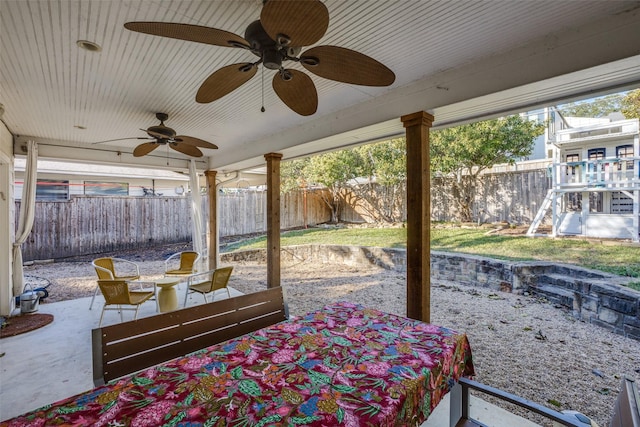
[563,192,581,212]
[84,181,129,196]
[588,148,605,161]
[616,144,634,171]
[589,192,603,213]
[35,179,69,200]
[611,191,633,214]
[587,148,606,179]
[565,153,580,176]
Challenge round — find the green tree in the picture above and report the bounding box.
[559,93,624,117]
[310,150,364,222]
[282,115,544,224]
[282,141,407,223]
[430,115,544,222]
[356,138,406,185]
[285,150,364,223]
[621,89,640,119]
[281,157,310,193]
[352,139,407,222]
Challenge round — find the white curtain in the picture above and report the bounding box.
[12,140,38,298]
[189,160,205,271]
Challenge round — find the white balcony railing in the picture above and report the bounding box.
[553,156,640,190]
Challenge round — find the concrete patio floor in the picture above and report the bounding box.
[0,288,541,426]
[0,286,243,421]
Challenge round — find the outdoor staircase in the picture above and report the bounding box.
[527,189,554,236]
[529,273,579,308]
[527,266,630,323]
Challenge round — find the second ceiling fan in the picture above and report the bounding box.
[124,0,395,116]
[97,113,218,158]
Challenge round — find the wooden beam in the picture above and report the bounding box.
[264,153,282,288]
[402,111,434,322]
[204,170,217,270]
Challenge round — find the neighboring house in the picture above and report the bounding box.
[13,159,191,200]
[528,115,640,242]
[518,107,613,161]
[520,107,553,161]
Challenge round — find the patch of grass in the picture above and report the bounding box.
[223,225,640,281]
[224,227,408,252]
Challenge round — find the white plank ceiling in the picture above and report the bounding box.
[2,0,640,172]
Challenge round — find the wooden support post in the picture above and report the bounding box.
[264,153,283,288]
[204,170,218,271]
[401,111,434,322]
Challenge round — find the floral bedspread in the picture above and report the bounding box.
[2,302,474,427]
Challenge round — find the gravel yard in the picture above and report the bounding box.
[22,241,640,426]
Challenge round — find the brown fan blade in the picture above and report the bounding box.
[272,69,318,116]
[174,136,218,150]
[124,22,249,48]
[170,143,203,157]
[196,63,257,103]
[133,142,160,157]
[260,0,329,47]
[301,46,396,86]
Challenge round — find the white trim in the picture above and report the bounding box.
[0,150,13,316]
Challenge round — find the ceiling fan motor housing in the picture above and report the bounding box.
[245,20,284,70]
[147,124,176,139]
[148,112,176,138]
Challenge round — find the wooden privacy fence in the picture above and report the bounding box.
[341,167,551,224]
[17,168,550,261]
[432,168,551,224]
[19,196,193,261]
[18,189,331,261]
[218,188,329,236]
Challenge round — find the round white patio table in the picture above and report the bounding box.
[155,277,181,312]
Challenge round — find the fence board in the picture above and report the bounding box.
[18,189,331,261]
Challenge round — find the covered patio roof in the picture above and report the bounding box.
[1,1,640,319]
[1,1,639,173]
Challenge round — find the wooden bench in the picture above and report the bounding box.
[92,286,288,386]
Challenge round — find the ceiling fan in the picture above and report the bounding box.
[95,112,218,158]
[124,0,395,116]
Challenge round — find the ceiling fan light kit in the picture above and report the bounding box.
[124,0,395,116]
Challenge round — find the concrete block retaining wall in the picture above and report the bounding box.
[221,245,640,341]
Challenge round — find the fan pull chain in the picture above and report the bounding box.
[261,66,265,113]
